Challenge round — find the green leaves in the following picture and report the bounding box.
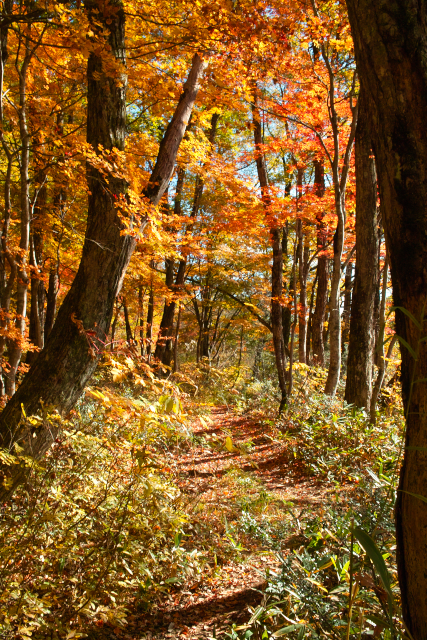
[391,306,422,332]
[353,527,394,614]
[399,490,427,504]
[159,394,182,415]
[395,335,417,360]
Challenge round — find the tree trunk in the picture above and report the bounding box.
[346,0,427,634]
[6,37,32,396]
[296,169,309,365]
[369,256,392,423]
[0,3,206,487]
[138,284,144,356]
[27,169,47,365]
[122,296,133,343]
[341,261,353,352]
[306,271,318,365]
[145,270,154,363]
[324,219,344,395]
[110,299,121,352]
[44,263,59,341]
[173,303,181,373]
[252,86,287,410]
[154,171,185,364]
[345,88,380,408]
[312,161,328,366]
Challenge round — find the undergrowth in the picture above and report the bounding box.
[0,354,405,639]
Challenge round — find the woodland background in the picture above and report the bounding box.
[0,0,424,639]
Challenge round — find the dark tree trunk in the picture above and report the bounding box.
[282,223,292,355]
[373,243,382,367]
[27,161,47,365]
[173,303,181,373]
[122,297,133,343]
[138,284,144,355]
[306,271,318,365]
[145,265,154,363]
[345,89,380,409]
[346,0,427,634]
[296,169,309,364]
[370,257,394,423]
[312,161,328,366]
[27,235,45,365]
[0,3,206,489]
[252,87,287,410]
[341,261,353,352]
[44,263,59,341]
[154,171,185,365]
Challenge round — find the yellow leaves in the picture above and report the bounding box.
[225,436,235,453]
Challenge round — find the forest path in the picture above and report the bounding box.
[93,406,330,640]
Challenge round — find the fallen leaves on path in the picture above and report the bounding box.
[87,406,334,640]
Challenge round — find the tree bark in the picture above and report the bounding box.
[312,161,328,366]
[296,169,309,365]
[252,87,287,410]
[27,167,47,365]
[44,263,59,341]
[369,256,391,423]
[154,170,185,365]
[345,89,379,408]
[173,302,181,373]
[145,264,154,363]
[0,3,207,484]
[341,262,353,351]
[122,296,133,343]
[346,0,427,634]
[6,33,32,396]
[306,271,318,364]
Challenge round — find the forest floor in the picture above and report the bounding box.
[89,404,355,640]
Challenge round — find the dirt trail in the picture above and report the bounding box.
[91,407,328,640]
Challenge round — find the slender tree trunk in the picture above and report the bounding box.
[346,1,427,633]
[282,223,292,355]
[6,38,32,396]
[0,4,207,486]
[0,0,14,396]
[288,241,298,395]
[252,86,287,410]
[154,172,185,364]
[44,263,59,341]
[122,297,133,343]
[324,204,346,395]
[110,299,121,352]
[341,262,353,351]
[312,161,328,366]
[145,262,155,363]
[369,257,392,423]
[345,89,380,408]
[372,242,382,367]
[138,284,144,356]
[173,303,181,373]
[306,272,317,365]
[27,170,47,365]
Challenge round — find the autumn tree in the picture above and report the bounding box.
[0,0,207,492]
